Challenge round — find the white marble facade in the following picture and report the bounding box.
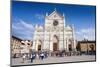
[33,9,76,52]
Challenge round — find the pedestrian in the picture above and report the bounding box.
[40,52,44,60]
[44,52,48,58]
[36,53,39,59]
[30,53,36,63]
[22,54,26,63]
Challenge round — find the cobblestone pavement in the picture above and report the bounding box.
[11,55,96,66]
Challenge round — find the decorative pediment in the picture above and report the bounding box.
[46,9,64,20]
[65,25,73,31]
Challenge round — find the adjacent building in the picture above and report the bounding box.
[11,36,22,58]
[77,40,96,55]
[11,36,32,58]
[20,40,33,55]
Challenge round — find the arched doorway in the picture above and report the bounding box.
[53,35,59,51]
[38,45,41,51]
[68,39,72,51]
[90,44,94,51]
[89,44,94,55]
[69,44,72,51]
[37,40,42,51]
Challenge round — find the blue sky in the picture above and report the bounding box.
[12,1,96,41]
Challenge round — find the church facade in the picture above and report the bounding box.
[33,9,76,52]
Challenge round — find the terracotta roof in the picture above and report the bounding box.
[12,36,22,41]
[78,40,96,43]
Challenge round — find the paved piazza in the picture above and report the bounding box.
[11,55,96,66]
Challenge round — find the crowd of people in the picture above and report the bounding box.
[21,51,49,63]
[20,49,95,63]
[20,50,82,63]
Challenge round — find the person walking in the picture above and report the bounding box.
[40,52,44,60]
[44,52,48,58]
[36,53,39,59]
[30,53,36,63]
[22,54,26,63]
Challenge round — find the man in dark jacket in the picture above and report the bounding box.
[30,53,36,63]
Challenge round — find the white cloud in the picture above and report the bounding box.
[19,20,34,30]
[75,28,95,41]
[35,14,44,20]
[12,19,34,40]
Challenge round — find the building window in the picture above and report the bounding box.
[53,20,58,26]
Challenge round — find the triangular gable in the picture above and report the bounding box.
[47,10,64,19]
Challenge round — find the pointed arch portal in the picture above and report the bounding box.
[37,40,42,51]
[53,35,59,51]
